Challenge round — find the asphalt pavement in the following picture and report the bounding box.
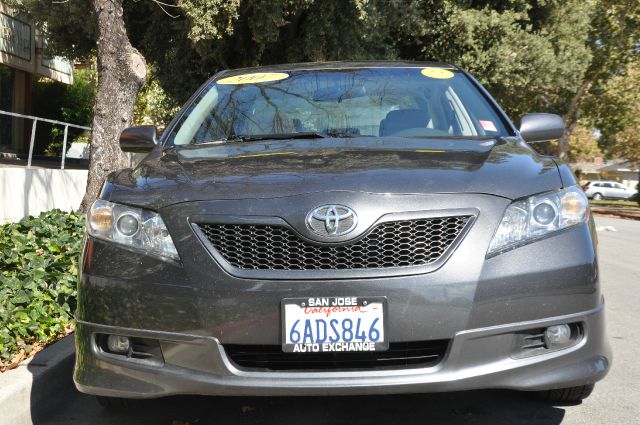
[34,216,639,425]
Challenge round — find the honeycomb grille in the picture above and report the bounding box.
[197,216,470,271]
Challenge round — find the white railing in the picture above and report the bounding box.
[0,109,92,170]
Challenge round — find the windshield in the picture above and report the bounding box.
[167,67,510,146]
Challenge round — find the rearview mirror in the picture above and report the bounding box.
[119,125,157,153]
[519,113,564,143]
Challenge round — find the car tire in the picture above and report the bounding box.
[536,384,595,403]
[592,193,603,200]
[96,396,142,410]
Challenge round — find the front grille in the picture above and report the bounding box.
[224,340,450,371]
[197,216,470,270]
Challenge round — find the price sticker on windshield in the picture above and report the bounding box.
[479,120,498,132]
[421,67,455,79]
[217,72,289,85]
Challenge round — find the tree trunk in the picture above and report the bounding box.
[558,79,593,161]
[80,0,147,211]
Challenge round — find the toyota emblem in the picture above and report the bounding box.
[306,205,358,237]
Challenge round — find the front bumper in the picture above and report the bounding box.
[75,193,610,397]
[74,302,610,398]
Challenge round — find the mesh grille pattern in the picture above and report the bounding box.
[198,216,469,271]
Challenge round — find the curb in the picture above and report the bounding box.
[0,335,75,425]
[592,210,640,221]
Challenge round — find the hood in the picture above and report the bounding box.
[104,137,561,210]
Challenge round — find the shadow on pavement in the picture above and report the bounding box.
[25,336,76,425]
[36,389,569,425]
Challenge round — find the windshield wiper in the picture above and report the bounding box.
[323,130,361,138]
[203,132,328,144]
[193,130,370,146]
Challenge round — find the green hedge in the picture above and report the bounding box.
[0,210,84,366]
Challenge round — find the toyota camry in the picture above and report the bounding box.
[74,61,611,407]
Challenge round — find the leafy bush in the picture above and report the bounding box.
[37,68,96,157]
[134,66,180,129]
[0,210,84,368]
[61,68,97,126]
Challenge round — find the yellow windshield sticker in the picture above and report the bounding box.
[420,68,455,79]
[217,72,289,85]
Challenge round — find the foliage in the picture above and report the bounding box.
[14,0,640,160]
[8,0,96,60]
[429,1,593,119]
[32,68,96,156]
[31,77,66,156]
[52,68,96,155]
[586,57,640,204]
[594,59,640,164]
[568,124,603,162]
[123,0,596,116]
[584,0,640,86]
[18,1,625,117]
[133,66,180,128]
[559,0,640,158]
[0,210,84,366]
[61,68,97,127]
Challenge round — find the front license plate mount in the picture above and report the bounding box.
[281,296,388,353]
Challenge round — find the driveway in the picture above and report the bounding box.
[34,216,637,425]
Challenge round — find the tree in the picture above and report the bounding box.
[123,0,409,102]
[599,60,640,163]
[567,123,603,162]
[78,0,147,210]
[556,0,640,160]
[15,0,638,209]
[133,66,180,129]
[60,68,97,128]
[592,59,640,204]
[35,68,96,156]
[125,0,597,118]
[399,1,594,123]
[15,0,147,209]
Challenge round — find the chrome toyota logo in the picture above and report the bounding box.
[306,205,358,237]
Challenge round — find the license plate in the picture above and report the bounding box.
[281,297,387,353]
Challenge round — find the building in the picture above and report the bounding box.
[0,3,73,155]
[572,158,639,190]
[571,157,604,183]
[599,161,640,190]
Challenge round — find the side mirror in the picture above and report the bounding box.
[519,113,564,143]
[119,125,157,153]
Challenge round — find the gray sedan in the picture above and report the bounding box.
[74,62,610,409]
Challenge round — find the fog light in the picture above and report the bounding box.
[544,324,571,347]
[106,335,131,354]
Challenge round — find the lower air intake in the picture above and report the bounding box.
[224,340,450,371]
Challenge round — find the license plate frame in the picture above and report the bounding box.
[281,296,388,353]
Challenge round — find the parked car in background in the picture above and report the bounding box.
[74,61,610,409]
[583,180,638,200]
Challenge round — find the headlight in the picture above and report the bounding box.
[488,186,589,256]
[87,199,179,260]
